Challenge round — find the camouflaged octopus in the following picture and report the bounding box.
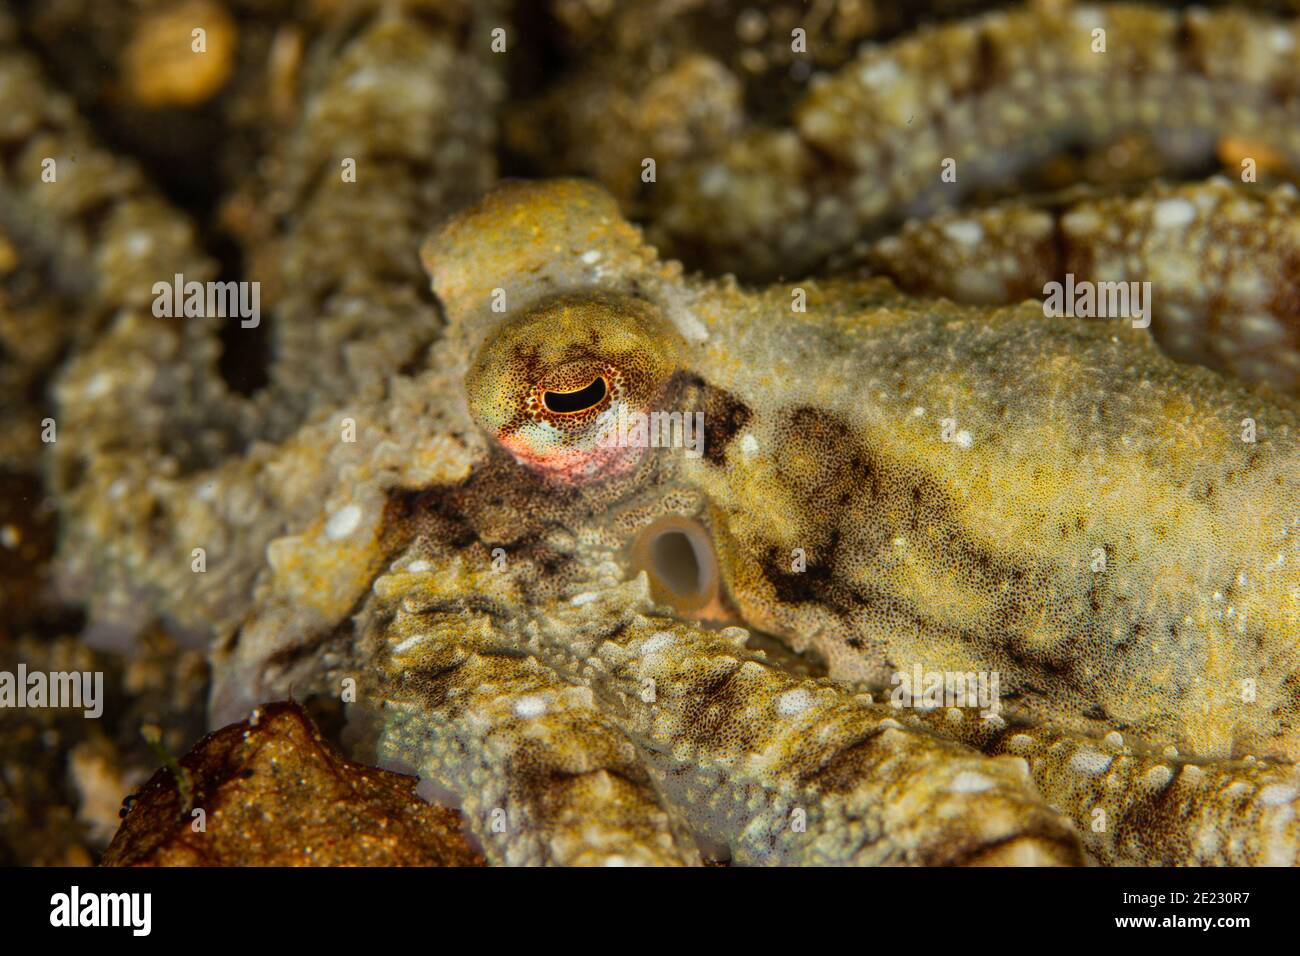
[348,177,1298,868]
[29,1,1300,866]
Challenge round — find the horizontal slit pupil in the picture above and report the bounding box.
[543,377,607,413]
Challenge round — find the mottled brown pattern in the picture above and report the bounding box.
[5,2,1299,868]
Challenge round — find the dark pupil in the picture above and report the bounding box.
[543,377,607,413]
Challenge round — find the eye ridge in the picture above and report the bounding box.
[542,376,608,414]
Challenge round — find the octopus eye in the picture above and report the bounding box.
[543,376,607,414]
[466,293,680,484]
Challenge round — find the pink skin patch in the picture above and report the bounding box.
[498,431,645,485]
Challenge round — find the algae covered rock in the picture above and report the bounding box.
[103,701,482,867]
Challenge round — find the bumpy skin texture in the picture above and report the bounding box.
[27,3,1300,866]
[47,8,504,644]
[508,0,1006,207]
[370,565,1080,866]
[400,181,1300,866]
[865,180,1300,395]
[929,711,1300,865]
[648,4,1300,284]
[0,6,223,425]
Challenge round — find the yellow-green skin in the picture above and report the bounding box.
[34,3,1300,866]
[400,178,1300,865]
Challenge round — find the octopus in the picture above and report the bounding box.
[7,1,1300,865]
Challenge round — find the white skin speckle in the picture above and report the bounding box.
[1072,8,1105,31]
[125,232,155,257]
[1152,198,1197,229]
[1007,733,1036,754]
[325,503,363,540]
[1196,825,1221,857]
[1258,784,1298,807]
[1226,270,1270,308]
[698,164,729,197]
[570,592,600,606]
[955,430,973,450]
[394,633,430,654]
[642,631,676,653]
[775,688,813,716]
[1061,209,1102,235]
[84,372,113,400]
[514,696,548,718]
[858,57,901,89]
[581,250,602,265]
[1144,765,1174,789]
[947,771,995,794]
[740,433,760,457]
[1068,748,1113,775]
[1103,731,1124,748]
[1239,313,1286,346]
[672,309,709,344]
[406,559,432,573]
[941,220,984,245]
